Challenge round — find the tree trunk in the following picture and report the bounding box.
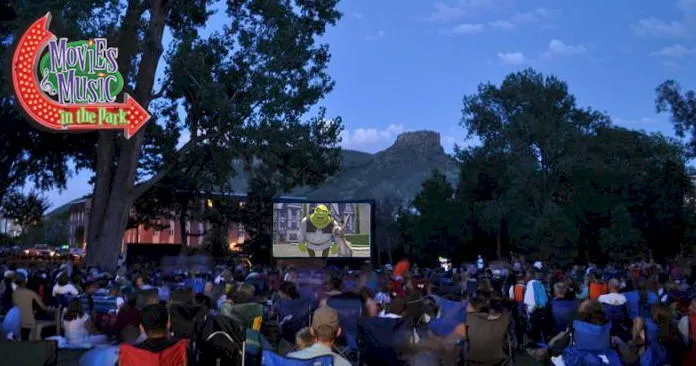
[85,0,167,271]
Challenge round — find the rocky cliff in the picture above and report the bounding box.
[294,130,458,205]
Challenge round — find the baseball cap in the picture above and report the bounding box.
[312,306,340,333]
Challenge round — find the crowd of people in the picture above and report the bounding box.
[0,256,695,365]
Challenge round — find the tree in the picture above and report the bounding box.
[395,170,461,266]
[1,191,50,237]
[599,205,644,262]
[0,9,90,204]
[439,69,693,265]
[4,0,344,270]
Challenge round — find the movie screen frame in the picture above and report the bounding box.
[272,199,375,259]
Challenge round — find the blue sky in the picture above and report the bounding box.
[42,0,696,209]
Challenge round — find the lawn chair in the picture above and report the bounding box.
[429,298,466,338]
[326,296,362,363]
[276,298,312,344]
[119,339,189,366]
[225,303,264,331]
[78,345,119,366]
[358,316,411,366]
[0,339,59,365]
[245,328,273,366]
[261,350,333,366]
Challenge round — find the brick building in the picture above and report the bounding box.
[65,194,253,252]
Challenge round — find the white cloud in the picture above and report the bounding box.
[541,39,587,59]
[633,18,687,38]
[351,12,364,19]
[497,52,526,65]
[489,20,515,30]
[341,124,405,151]
[451,23,485,35]
[511,8,552,24]
[427,0,507,22]
[651,44,696,57]
[366,30,386,40]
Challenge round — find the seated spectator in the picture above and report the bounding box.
[319,276,343,307]
[136,304,180,352]
[286,306,351,366]
[379,296,407,318]
[119,303,188,366]
[549,282,579,335]
[110,295,141,342]
[598,279,627,306]
[134,275,153,290]
[359,287,380,317]
[62,299,108,346]
[465,295,511,365]
[12,272,53,340]
[53,272,79,298]
[295,326,315,350]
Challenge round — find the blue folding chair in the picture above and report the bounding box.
[326,296,362,362]
[429,298,466,337]
[277,298,313,344]
[262,350,333,366]
[79,345,119,366]
[550,299,578,335]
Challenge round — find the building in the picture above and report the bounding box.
[273,202,362,244]
[67,193,302,251]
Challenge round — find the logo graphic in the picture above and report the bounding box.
[12,13,150,138]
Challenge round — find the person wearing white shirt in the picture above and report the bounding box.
[286,307,351,366]
[62,300,108,346]
[53,274,79,297]
[597,279,626,306]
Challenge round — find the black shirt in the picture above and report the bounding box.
[136,337,181,353]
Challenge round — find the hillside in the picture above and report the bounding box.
[225,130,458,205]
[294,130,458,205]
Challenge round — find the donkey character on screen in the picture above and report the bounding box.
[333,217,354,258]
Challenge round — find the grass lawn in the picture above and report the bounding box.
[345,234,370,247]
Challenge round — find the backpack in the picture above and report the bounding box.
[533,281,548,308]
[193,313,244,365]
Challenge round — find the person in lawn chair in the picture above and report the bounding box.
[298,204,340,258]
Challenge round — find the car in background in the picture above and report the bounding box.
[24,244,57,258]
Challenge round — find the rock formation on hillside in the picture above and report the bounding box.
[294,130,458,205]
[225,130,458,205]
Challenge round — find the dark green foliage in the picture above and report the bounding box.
[1,191,51,236]
[399,69,694,265]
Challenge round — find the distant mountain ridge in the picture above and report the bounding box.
[293,130,458,205]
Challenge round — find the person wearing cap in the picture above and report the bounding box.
[12,271,53,339]
[286,307,351,366]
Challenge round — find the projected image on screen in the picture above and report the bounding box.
[273,202,372,258]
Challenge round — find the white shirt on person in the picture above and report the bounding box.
[53,283,79,297]
[287,343,351,366]
[597,293,627,306]
[63,314,90,345]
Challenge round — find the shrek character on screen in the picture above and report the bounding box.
[298,204,339,257]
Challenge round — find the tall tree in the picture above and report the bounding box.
[0,6,90,203]
[4,0,343,270]
[1,191,50,236]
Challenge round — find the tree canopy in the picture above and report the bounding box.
[2,0,344,269]
[399,69,694,266]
